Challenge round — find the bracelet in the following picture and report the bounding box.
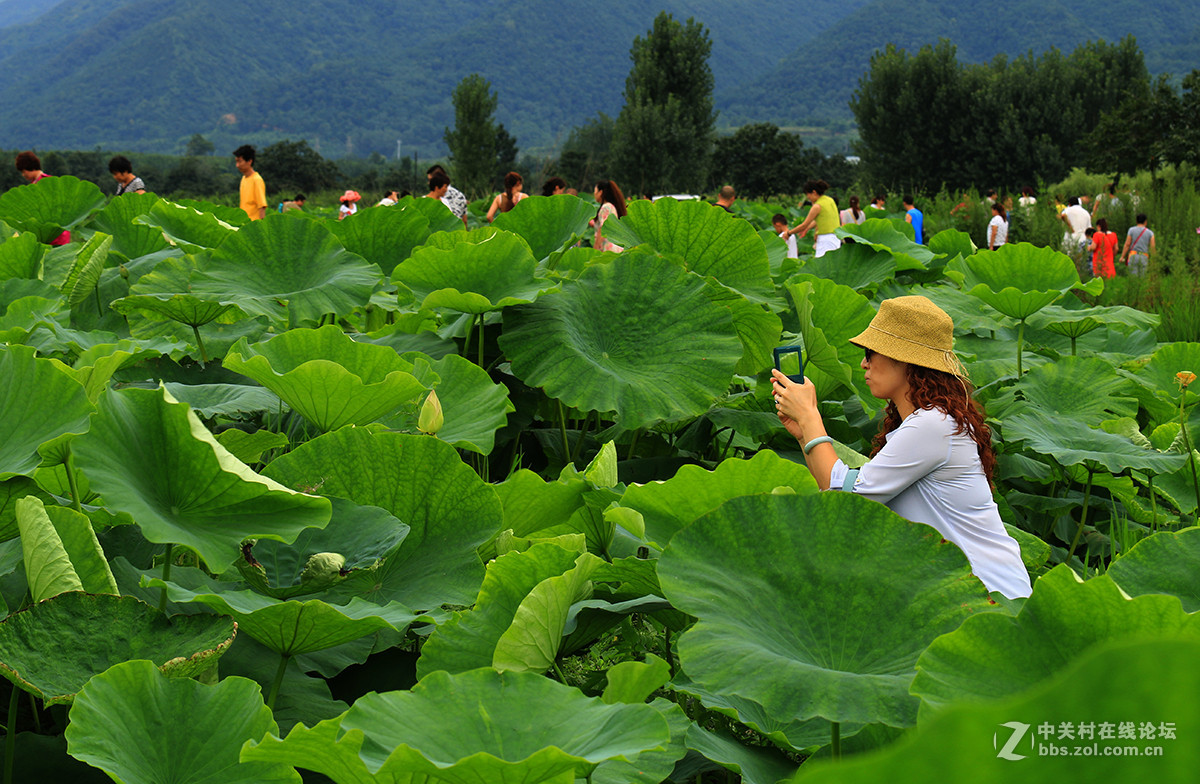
[803,436,832,455]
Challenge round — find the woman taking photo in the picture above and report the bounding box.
[486,171,528,222]
[987,201,1008,250]
[789,179,841,257]
[771,295,1032,599]
[591,179,627,253]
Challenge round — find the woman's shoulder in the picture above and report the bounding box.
[904,407,957,433]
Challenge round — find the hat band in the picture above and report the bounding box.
[862,324,969,378]
[864,324,952,354]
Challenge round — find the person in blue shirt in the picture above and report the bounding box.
[903,195,924,244]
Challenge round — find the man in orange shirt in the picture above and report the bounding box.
[233,145,266,220]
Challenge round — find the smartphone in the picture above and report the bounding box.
[773,345,806,383]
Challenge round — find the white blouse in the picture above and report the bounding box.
[988,215,1008,247]
[829,408,1032,599]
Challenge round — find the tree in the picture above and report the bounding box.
[494,123,519,180]
[185,134,215,157]
[557,114,614,189]
[257,139,340,194]
[444,74,500,199]
[710,123,825,198]
[610,12,716,195]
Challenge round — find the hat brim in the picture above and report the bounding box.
[850,325,966,377]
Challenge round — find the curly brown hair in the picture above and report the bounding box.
[869,364,996,484]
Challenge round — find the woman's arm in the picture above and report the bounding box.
[791,204,821,238]
[771,370,837,488]
[486,195,501,222]
[989,222,997,250]
[1119,234,1131,262]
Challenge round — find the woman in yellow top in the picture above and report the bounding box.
[789,179,841,257]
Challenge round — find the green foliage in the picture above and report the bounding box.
[444,74,500,200]
[710,123,825,198]
[611,12,716,194]
[185,134,215,157]
[257,140,340,194]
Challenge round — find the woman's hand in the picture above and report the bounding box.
[771,369,823,443]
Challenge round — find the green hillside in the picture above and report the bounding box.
[720,0,1200,128]
[0,0,870,156]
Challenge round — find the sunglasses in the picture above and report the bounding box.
[864,348,875,361]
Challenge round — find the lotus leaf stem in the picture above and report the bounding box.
[558,401,570,465]
[627,429,641,461]
[93,286,103,316]
[551,659,568,684]
[1179,393,1200,522]
[1149,475,1158,532]
[1016,319,1026,376]
[159,544,174,613]
[570,411,594,465]
[267,653,290,711]
[191,325,208,369]
[463,314,475,362]
[719,428,736,461]
[65,451,83,513]
[1066,467,1095,563]
[663,627,674,677]
[831,721,841,760]
[1070,335,1077,356]
[4,683,17,784]
[26,695,39,735]
[478,314,485,368]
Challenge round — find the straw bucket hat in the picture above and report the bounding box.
[849,296,967,377]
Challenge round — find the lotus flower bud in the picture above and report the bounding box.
[300,552,347,588]
[418,389,444,434]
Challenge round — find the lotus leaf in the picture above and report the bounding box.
[241,667,672,784]
[948,243,1087,320]
[225,325,426,431]
[192,215,381,327]
[912,565,1200,715]
[602,653,672,705]
[0,345,94,482]
[135,199,238,251]
[113,254,248,328]
[396,193,463,234]
[501,253,741,429]
[591,698,690,784]
[264,428,501,610]
[1030,303,1160,341]
[0,175,105,242]
[494,468,590,538]
[1003,410,1189,475]
[163,383,283,419]
[417,542,585,678]
[601,197,773,300]
[918,284,1010,334]
[218,633,349,734]
[1107,528,1200,612]
[17,497,116,602]
[798,242,898,290]
[328,202,432,276]
[71,386,331,572]
[59,234,109,308]
[0,592,235,704]
[704,279,783,374]
[89,191,172,260]
[835,218,935,270]
[493,193,595,260]
[0,230,44,279]
[785,275,879,412]
[927,227,975,259]
[392,228,552,314]
[0,478,54,543]
[144,569,415,656]
[620,450,818,549]
[798,638,1200,783]
[686,725,799,784]
[1140,341,1200,405]
[990,355,1138,422]
[659,493,995,728]
[66,660,300,784]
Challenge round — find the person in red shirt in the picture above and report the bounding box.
[14,150,70,245]
[1089,218,1118,279]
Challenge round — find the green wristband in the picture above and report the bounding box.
[803,436,833,455]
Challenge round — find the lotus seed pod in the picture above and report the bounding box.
[418,389,444,434]
[300,552,347,588]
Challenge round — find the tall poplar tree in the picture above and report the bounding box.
[610,12,716,196]
[444,74,500,199]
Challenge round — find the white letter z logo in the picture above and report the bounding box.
[994,721,1030,760]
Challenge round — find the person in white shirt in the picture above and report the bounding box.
[988,202,1009,250]
[1060,196,1091,251]
[771,296,1032,599]
[772,214,799,259]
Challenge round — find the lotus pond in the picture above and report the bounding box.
[1,177,1199,782]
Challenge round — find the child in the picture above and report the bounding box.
[773,214,798,259]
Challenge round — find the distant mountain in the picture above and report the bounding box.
[0,0,869,156]
[719,0,1200,129]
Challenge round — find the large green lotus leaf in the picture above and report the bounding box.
[1139,342,1200,404]
[176,198,251,227]
[602,197,773,300]
[238,496,409,599]
[0,477,54,543]
[620,450,818,549]
[659,493,994,728]
[242,668,672,784]
[797,242,898,290]
[135,199,237,251]
[686,725,799,784]
[917,284,1010,334]
[264,428,501,610]
[392,228,552,314]
[704,279,783,375]
[396,193,463,234]
[112,253,249,328]
[835,218,935,271]
[990,355,1138,422]
[417,542,584,678]
[494,469,589,538]
[144,570,415,656]
[89,191,172,259]
[603,653,672,705]
[17,497,116,602]
[927,227,975,259]
[501,253,742,429]
[493,194,595,260]
[163,382,283,418]
[785,275,880,413]
[0,230,45,279]
[224,326,426,432]
[0,176,106,241]
[0,592,236,704]
[0,345,94,481]
[1004,410,1190,474]
[591,698,690,784]
[127,310,273,362]
[1108,528,1200,612]
[328,202,432,277]
[911,565,1200,716]
[1030,303,1160,339]
[193,216,382,327]
[948,244,1082,320]
[797,637,1200,783]
[71,386,331,572]
[216,429,290,465]
[66,659,300,784]
[60,231,111,308]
